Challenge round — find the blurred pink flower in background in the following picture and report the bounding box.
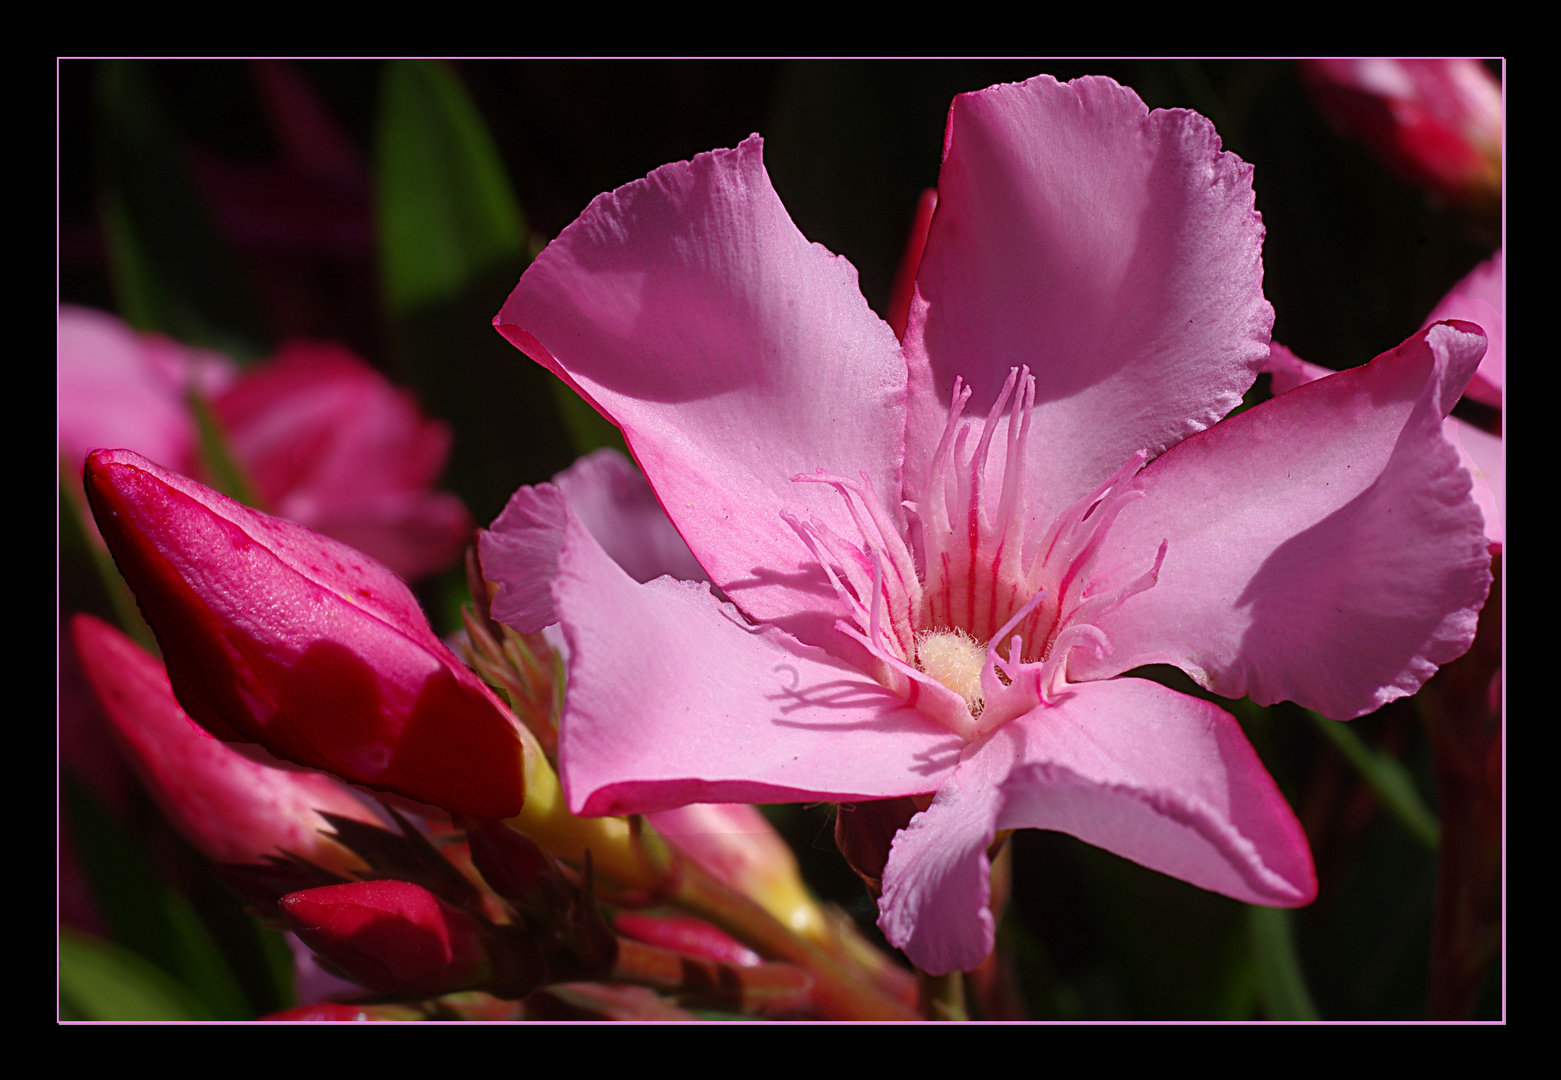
[213,341,471,581]
[1298,59,1501,214]
[1421,250,1503,409]
[57,306,238,479]
[58,307,470,580]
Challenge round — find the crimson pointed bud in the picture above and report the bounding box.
[280,881,495,997]
[82,449,526,817]
[70,613,375,874]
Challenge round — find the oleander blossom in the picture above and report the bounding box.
[485,75,1493,974]
[57,308,472,581]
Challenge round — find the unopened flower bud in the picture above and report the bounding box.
[83,449,526,817]
[70,613,375,874]
[611,910,762,967]
[650,803,828,940]
[280,880,496,997]
[461,818,574,928]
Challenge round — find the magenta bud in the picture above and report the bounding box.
[70,613,375,874]
[83,449,527,818]
[611,911,762,968]
[280,880,493,997]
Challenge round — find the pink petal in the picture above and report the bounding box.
[482,450,707,635]
[1423,250,1503,406]
[57,306,236,475]
[903,74,1272,523]
[550,505,961,816]
[1078,322,1493,718]
[215,341,469,579]
[886,187,938,341]
[550,449,707,587]
[879,677,1314,975]
[481,481,570,634]
[1446,418,1503,552]
[493,136,908,651]
[1264,340,1502,552]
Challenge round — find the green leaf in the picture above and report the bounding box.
[1248,905,1319,1020]
[257,925,299,1013]
[63,774,254,1019]
[376,60,525,313]
[186,388,265,509]
[1308,709,1441,850]
[373,60,576,522]
[60,928,210,1021]
[94,61,265,359]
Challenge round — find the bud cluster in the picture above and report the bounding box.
[69,451,902,1019]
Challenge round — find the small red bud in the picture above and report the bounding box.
[280,881,493,997]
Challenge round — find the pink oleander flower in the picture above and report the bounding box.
[70,612,377,874]
[83,448,528,818]
[485,75,1492,974]
[57,307,470,580]
[1298,59,1502,214]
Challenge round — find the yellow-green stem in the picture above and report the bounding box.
[919,969,968,1021]
[666,855,920,1021]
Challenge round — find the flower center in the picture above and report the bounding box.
[915,628,987,714]
[785,366,1166,742]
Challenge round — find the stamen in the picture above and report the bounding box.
[785,470,920,663]
[780,366,1168,745]
[916,366,1042,644]
[1038,624,1113,703]
[994,369,1035,535]
[868,546,884,652]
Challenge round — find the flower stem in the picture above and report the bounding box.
[610,936,812,1017]
[1306,708,1440,850]
[918,970,968,1021]
[502,735,917,1019]
[1247,905,1318,1020]
[666,857,920,1021]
